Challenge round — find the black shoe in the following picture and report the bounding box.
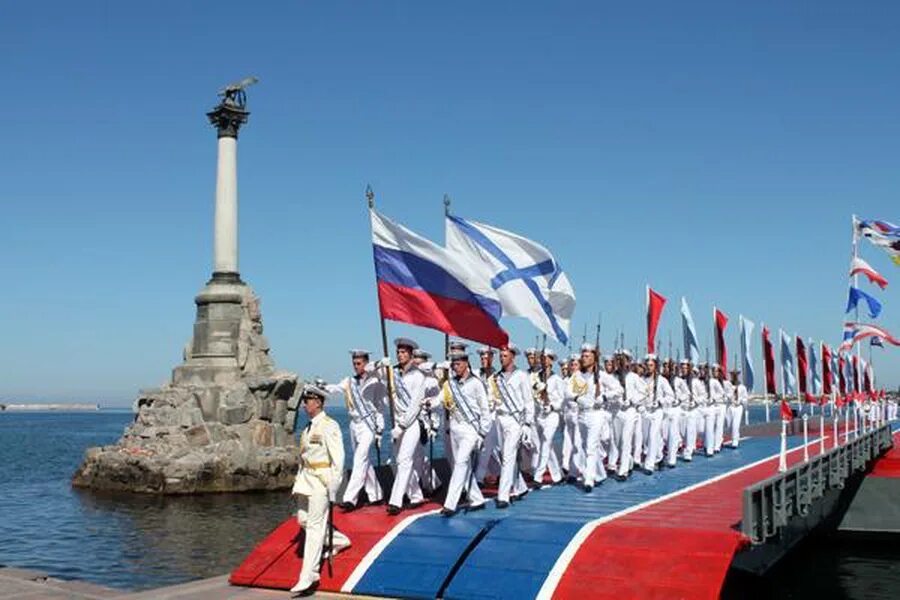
[368,499,385,507]
[440,508,457,517]
[466,502,486,512]
[512,489,529,502]
[614,474,628,482]
[639,467,654,475]
[495,500,510,509]
[566,475,578,484]
[291,581,319,597]
[339,501,357,512]
[387,504,402,516]
[584,484,593,493]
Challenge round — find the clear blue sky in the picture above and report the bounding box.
[2,2,899,405]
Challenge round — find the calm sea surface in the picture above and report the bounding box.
[0,406,897,595]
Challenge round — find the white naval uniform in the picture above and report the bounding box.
[565,370,608,487]
[641,375,668,472]
[617,372,645,477]
[490,368,535,503]
[386,364,426,509]
[442,374,490,511]
[708,378,726,454]
[325,373,386,506]
[561,374,583,477]
[291,411,350,592]
[728,383,747,448]
[476,369,501,482]
[674,376,695,461]
[599,370,623,473]
[888,397,898,421]
[691,377,709,458]
[534,372,564,484]
[417,371,442,494]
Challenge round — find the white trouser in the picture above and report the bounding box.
[713,404,726,451]
[606,406,621,471]
[701,405,716,455]
[615,406,639,477]
[561,406,583,476]
[889,402,898,420]
[662,406,681,466]
[443,410,453,465]
[641,409,663,471]
[294,493,351,590]
[577,409,608,486]
[444,425,485,511]
[497,414,527,502]
[727,404,743,447]
[535,410,563,483]
[342,420,382,505]
[388,423,424,508]
[476,417,500,481]
[631,408,646,469]
[680,407,698,460]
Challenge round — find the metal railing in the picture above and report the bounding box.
[741,423,894,545]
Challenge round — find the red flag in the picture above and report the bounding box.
[646,286,667,354]
[852,355,860,393]
[838,353,846,396]
[796,337,809,399]
[762,326,777,395]
[714,308,729,372]
[822,344,832,395]
[863,364,872,394]
[780,398,793,420]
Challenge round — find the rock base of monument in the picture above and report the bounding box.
[72,282,305,494]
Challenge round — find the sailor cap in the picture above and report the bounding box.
[602,354,615,362]
[301,383,327,401]
[502,343,520,355]
[544,349,557,359]
[394,337,419,350]
[349,349,370,359]
[449,350,469,361]
[711,362,721,370]
[412,348,431,360]
[449,341,468,352]
[621,349,633,359]
[679,358,691,365]
[525,347,538,355]
[558,359,567,366]
[419,360,436,373]
[568,353,580,361]
[580,343,597,353]
[644,353,658,362]
[477,346,494,356]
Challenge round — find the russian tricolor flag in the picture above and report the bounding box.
[371,209,509,347]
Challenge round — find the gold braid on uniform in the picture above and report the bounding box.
[442,381,455,411]
[571,374,588,396]
[489,374,502,410]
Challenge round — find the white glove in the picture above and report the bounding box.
[379,357,392,368]
[436,361,450,371]
[534,382,547,393]
[520,424,534,449]
[391,426,403,441]
[364,363,377,375]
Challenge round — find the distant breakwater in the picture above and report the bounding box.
[1,403,100,412]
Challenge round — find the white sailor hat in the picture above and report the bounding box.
[602,354,615,362]
[449,340,468,351]
[558,359,567,366]
[502,343,520,355]
[621,349,633,359]
[349,349,370,359]
[580,343,597,353]
[644,353,658,362]
[679,358,691,365]
[300,383,327,401]
[544,348,557,359]
[711,362,721,370]
[477,346,494,356]
[412,348,431,360]
[525,347,538,356]
[419,360,435,373]
[568,353,580,361]
[394,337,419,350]
[449,350,469,361]
[699,361,709,367]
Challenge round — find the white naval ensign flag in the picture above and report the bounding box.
[445,214,575,345]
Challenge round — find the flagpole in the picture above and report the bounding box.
[779,327,786,421]
[762,321,770,423]
[443,194,451,359]
[852,214,862,436]
[368,185,397,429]
[795,332,802,416]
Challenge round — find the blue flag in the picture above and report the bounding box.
[871,336,884,348]
[681,297,700,364]
[739,315,755,391]
[780,330,796,395]
[846,286,882,319]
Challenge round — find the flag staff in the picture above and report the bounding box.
[443,194,452,359]
[851,214,862,432]
[762,322,770,422]
[795,332,802,416]
[368,185,397,429]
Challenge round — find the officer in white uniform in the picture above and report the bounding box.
[441,350,490,515]
[534,349,564,485]
[640,354,670,473]
[673,360,696,462]
[561,352,583,479]
[489,344,535,507]
[323,350,386,511]
[708,364,727,454]
[728,369,746,448]
[290,384,351,597]
[413,348,442,495]
[475,346,501,483]
[382,338,426,515]
[565,343,608,491]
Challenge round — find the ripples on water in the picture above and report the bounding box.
[1,406,897,594]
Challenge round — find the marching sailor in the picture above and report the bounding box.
[674,359,697,462]
[290,384,351,597]
[660,359,681,467]
[708,364,727,454]
[323,350,386,511]
[601,354,624,475]
[727,369,746,448]
[533,349,564,485]
[441,350,490,516]
[640,354,670,473]
[561,352,584,479]
[565,343,609,491]
[490,344,535,508]
[413,348,442,495]
[616,350,644,480]
[697,363,715,457]
[382,338,427,516]
[475,346,502,484]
